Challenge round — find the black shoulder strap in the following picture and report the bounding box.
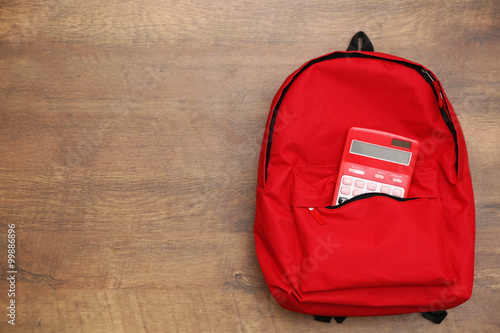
[314,315,331,323]
[421,310,448,324]
[314,316,347,324]
[315,311,447,324]
[346,31,374,52]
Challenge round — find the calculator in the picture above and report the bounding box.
[332,127,420,205]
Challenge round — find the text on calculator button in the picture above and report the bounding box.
[354,180,365,188]
[342,177,353,186]
[340,186,351,195]
[380,186,391,194]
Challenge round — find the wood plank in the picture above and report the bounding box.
[0,0,499,331]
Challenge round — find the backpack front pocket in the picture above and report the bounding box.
[292,195,456,293]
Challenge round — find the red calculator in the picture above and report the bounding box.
[332,127,420,205]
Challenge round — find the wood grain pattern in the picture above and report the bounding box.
[0,0,499,332]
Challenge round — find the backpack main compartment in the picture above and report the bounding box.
[254,51,475,317]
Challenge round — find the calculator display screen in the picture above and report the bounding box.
[350,140,411,166]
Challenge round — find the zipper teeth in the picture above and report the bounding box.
[264,52,459,182]
[422,68,446,101]
[325,192,418,209]
[421,68,434,81]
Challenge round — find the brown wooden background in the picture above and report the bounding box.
[0,0,499,332]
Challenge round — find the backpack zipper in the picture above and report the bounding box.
[307,193,419,225]
[422,68,445,109]
[264,52,459,182]
[325,192,418,209]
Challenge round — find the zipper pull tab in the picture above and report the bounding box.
[432,80,444,109]
[422,68,434,82]
[308,207,326,225]
[422,69,444,109]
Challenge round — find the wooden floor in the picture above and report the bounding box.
[1,0,499,332]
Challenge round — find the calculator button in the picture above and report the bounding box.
[366,182,377,191]
[340,186,351,195]
[393,188,403,197]
[352,189,363,196]
[375,174,384,179]
[342,177,353,186]
[392,178,402,184]
[348,168,365,175]
[354,180,365,188]
[338,197,348,204]
[380,186,391,194]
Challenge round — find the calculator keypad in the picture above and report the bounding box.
[336,175,405,204]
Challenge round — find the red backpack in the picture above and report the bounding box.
[254,32,475,324]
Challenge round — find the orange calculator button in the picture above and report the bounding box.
[348,168,365,175]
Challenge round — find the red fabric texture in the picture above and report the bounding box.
[254,51,475,316]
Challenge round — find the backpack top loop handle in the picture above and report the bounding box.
[347,31,374,52]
